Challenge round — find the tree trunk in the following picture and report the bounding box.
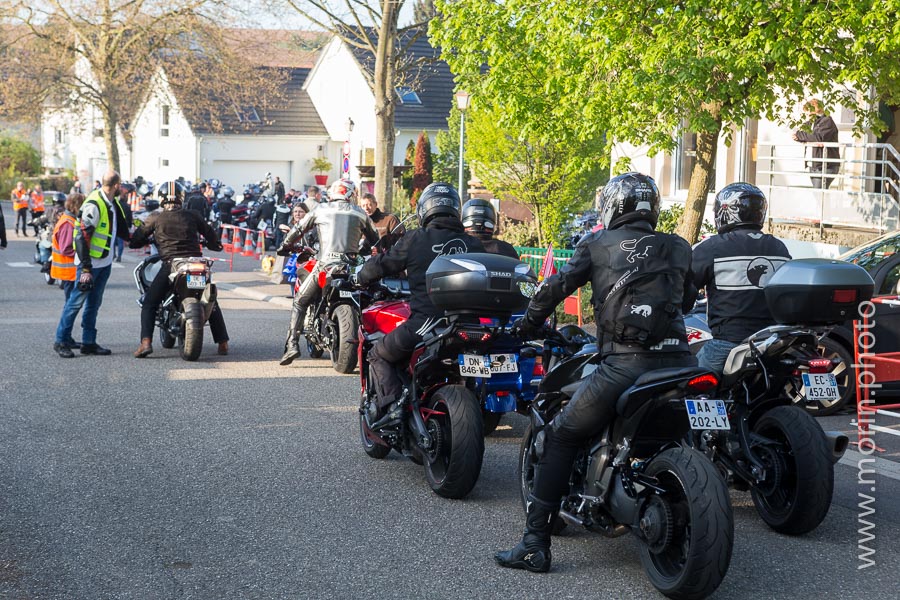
[533,203,543,247]
[101,104,121,174]
[373,1,400,213]
[676,121,722,243]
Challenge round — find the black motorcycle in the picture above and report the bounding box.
[304,254,364,374]
[133,255,219,361]
[31,216,55,285]
[689,258,872,535]
[519,330,734,599]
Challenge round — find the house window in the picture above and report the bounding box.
[54,129,64,144]
[160,158,169,167]
[235,106,261,123]
[161,105,170,137]
[395,87,422,105]
[93,128,104,139]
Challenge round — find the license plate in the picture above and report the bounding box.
[801,373,839,401]
[489,353,518,373]
[459,354,491,378]
[186,274,206,289]
[339,290,353,298]
[685,399,730,430]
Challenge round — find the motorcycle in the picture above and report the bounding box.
[689,258,872,535]
[302,253,364,373]
[133,255,219,361]
[518,328,734,599]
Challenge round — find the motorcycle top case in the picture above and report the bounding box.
[426,253,538,316]
[764,258,874,325]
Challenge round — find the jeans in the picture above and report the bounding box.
[114,237,124,259]
[15,207,28,234]
[696,338,739,377]
[55,264,112,345]
[61,280,75,303]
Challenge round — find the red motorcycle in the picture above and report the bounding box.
[357,253,538,499]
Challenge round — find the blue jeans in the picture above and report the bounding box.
[55,264,112,345]
[696,338,739,377]
[61,280,75,303]
[114,237,124,259]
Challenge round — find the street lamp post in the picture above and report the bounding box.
[455,91,471,201]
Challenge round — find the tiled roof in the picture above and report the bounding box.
[176,67,328,137]
[346,28,454,132]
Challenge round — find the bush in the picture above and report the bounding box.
[657,203,715,236]
[497,215,539,247]
[0,136,42,198]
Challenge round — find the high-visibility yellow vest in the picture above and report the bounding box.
[76,190,113,259]
[51,213,77,281]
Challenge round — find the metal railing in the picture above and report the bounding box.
[756,142,900,235]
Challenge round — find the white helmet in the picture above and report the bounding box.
[328,179,357,202]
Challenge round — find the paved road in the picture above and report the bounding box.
[1,235,899,599]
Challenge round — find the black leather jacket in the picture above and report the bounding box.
[358,216,485,318]
[130,208,222,261]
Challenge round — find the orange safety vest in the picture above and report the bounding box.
[51,213,77,281]
[12,189,28,211]
[31,192,45,213]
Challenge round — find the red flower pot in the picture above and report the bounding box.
[314,174,328,186]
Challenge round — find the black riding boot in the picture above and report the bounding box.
[494,495,558,573]
[279,306,305,366]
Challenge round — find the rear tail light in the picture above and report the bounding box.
[686,373,718,393]
[532,362,545,377]
[496,391,510,397]
[832,289,857,303]
[807,358,833,373]
[457,330,492,342]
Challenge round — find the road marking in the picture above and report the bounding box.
[839,449,900,482]
[6,262,34,267]
[217,282,293,309]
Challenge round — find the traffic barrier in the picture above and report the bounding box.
[241,228,255,257]
[853,295,900,452]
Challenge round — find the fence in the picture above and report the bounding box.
[854,296,900,452]
[514,246,584,324]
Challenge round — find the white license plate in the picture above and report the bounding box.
[685,399,730,430]
[489,353,518,373]
[459,354,491,378]
[186,274,206,289]
[801,373,839,401]
[339,290,353,298]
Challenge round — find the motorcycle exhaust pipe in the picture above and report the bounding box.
[824,431,849,464]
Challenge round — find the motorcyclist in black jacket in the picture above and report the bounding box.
[130,189,229,358]
[692,183,791,375]
[495,172,698,574]
[461,198,519,259]
[357,182,485,423]
[184,184,210,219]
[214,187,236,225]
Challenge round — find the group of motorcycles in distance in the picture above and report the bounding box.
[271,211,872,599]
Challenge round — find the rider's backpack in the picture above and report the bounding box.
[598,234,682,347]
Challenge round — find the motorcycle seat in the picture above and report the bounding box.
[616,366,710,417]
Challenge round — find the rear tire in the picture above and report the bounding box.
[180,298,204,361]
[789,337,855,416]
[359,367,390,459]
[517,424,567,535]
[331,304,360,374]
[640,446,733,600]
[750,405,834,535]
[424,385,484,499]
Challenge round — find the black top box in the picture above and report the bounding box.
[426,253,538,316]
[764,258,874,325]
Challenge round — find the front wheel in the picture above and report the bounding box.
[43,268,55,285]
[423,385,484,499]
[640,446,733,600]
[750,405,834,535]
[359,365,390,459]
[330,304,359,374]
[180,298,204,361]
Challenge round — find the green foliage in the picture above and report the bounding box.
[432,0,900,242]
[311,157,332,174]
[401,139,416,198]
[0,136,40,177]
[496,215,539,247]
[656,203,715,236]
[433,110,469,186]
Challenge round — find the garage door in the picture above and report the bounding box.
[207,160,292,192]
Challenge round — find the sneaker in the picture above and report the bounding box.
[81,344,111,356]
[54,343,75,358]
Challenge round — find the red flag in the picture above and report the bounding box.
[538,244,556,281]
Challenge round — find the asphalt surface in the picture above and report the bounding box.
[1,234,899,599]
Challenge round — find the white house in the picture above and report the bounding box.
[303,31,455,196]
[129,66,330,191]
[612,97,900,249]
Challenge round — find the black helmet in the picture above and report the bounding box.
[597,172,660,229]
[461,198,497,235]
[416,182,460,227]
[713,182,767,233]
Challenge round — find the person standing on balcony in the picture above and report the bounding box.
[792,98,840,190]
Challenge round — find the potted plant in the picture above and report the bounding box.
[311,157,332,186]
